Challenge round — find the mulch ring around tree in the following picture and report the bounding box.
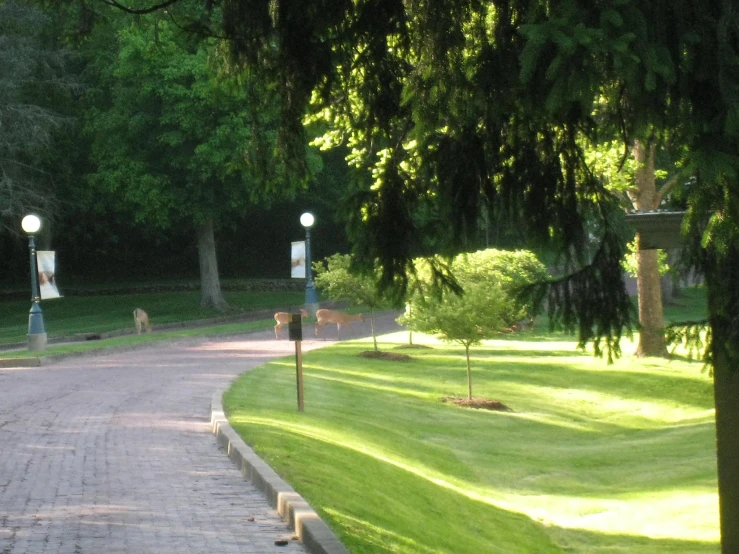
[359,351,414,362]
[442,397,514,412]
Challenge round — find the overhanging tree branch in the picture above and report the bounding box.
[100,0,180,15]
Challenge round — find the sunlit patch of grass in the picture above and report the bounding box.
[224,328,719,554]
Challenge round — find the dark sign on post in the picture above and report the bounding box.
[288,312,303,341]
[289,312,305,411]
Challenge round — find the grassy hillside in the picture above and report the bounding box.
[224,288,716,553]
[0,283,304,344]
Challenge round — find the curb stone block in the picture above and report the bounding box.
[211,390,350,554]
[0,357,41,368]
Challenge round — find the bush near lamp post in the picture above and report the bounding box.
[312,253,392,351]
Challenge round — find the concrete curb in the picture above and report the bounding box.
[210,390,350,554]
[0,357,41,368]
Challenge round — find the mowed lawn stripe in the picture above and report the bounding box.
[224,332,719,553]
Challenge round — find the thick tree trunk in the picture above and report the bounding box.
[630,140,667,357]
[712,341,739,553]
[706,251,739,553]
[196,218,228,311]
[635,236,667,357]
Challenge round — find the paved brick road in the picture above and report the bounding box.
[0,314,404,554]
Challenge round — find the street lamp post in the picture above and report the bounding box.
[21,214,47,352]
[300,212,319,316]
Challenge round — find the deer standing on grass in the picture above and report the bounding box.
[273,308,309,339]
[133,308,152,334]
[314,309,364,339]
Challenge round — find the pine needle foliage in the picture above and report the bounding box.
[208,0,739,358]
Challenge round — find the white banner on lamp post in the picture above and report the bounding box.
[37,251,62,299]
[291,241,306,278]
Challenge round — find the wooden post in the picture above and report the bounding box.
[295,339,304,412]
[288,311,305,412]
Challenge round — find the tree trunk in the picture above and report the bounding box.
[465,343,472,400]
[712,340,739,553]
[196,218,228,311]
[706,250,739,553]
[635,236,667,357]
[370,308,378,352]
[630,140,667,357]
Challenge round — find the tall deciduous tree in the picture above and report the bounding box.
[629,140,678,357]
[85,16,282,309]
[587,136,686,357]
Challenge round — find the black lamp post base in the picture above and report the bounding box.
[28,302,47,352]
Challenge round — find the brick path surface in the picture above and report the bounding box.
[0,314,403,554]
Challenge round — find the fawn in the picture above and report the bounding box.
[314,309,364,339]
[273,308,309,339]
[133,308,152,334]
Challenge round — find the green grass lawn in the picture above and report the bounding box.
[0,319,276,359]
[223,288,717,554]
[0,286,305,344]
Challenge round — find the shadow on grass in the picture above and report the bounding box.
[321,342,712,411]
[460,347,587,358]
[470,359,712,411]
[231,356,716,497]
[667,352,711,365]
[544,525,718,554]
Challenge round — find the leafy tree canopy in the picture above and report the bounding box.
[452,249,549,326]
[84,16,286,229]
[210,0,738,355]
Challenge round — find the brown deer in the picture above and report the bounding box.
[315,309,364,339]
[273,308,309,339]
[133,308,152,334]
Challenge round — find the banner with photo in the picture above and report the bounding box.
[37,251,62,300]
[291,241,306,278]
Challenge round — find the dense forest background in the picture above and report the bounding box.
[1,153,353,286]
[1,0,524,292]
[0,0,351,288]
